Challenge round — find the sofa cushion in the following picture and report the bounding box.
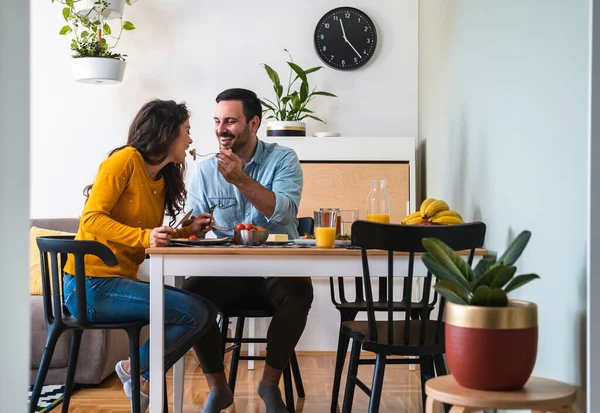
[29,226,75,295]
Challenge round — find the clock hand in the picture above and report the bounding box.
[345,38,363,59]
[340,19,347,39]
[339,19,363,59]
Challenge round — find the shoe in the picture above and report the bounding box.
[124,379,150,413]
[115,360,131,385]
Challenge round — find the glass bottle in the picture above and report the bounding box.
[366,179,391,223]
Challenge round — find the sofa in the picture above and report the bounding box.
[29,218,146,386]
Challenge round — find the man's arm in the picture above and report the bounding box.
[235,175,276,218]
[216,149,302,223]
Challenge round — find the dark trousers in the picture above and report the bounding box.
[182,276,314,374]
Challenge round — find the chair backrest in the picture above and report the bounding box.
[297,217,314,236]
[36,236,118,329]
[351,220,486,346]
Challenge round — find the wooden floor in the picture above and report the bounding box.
[66,352,423,412]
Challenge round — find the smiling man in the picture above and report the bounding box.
[183,88,311,413]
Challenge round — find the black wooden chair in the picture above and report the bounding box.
[340,220,486,413]
[218,218,312,413]
[329,232,442,412]
[29,236,167,413]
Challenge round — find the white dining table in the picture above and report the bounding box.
[146,244,486,412]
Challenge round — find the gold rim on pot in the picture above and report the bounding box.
[445,300,537,329]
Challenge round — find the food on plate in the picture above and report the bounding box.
[267,234,289,242]
[189,148,197,160]
[188,235,198,241]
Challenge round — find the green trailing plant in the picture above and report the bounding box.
[422,230,540,307]
[260,49,336,123]
[52,0,136,60]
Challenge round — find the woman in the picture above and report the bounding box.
[63,99,217,412]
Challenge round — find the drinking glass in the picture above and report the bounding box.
[340,209,359,236]
[320,207,341,234]
[314,209,337,248]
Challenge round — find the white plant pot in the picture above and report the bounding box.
[266,121,306,137]
[74,0,125,20]
[72,57,126,85]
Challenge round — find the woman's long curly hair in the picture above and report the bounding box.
[84,99,190,227]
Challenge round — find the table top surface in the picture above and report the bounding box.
[426,375,577,409]
[146,245,488,256]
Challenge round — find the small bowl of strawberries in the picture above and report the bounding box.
[234,223,270,246]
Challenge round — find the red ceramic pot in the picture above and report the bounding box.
[444,300,538,391]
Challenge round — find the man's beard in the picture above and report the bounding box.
[219,126,250,150]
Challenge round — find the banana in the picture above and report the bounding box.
[429,209,463,221]
[403,215,424,225]
[430,215,464,225]
[424,199,450,218]
[419,198,437,217]
[401,211,422,224]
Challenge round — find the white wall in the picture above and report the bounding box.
[589,1,600,411]
[30,0,417,218]
[420,1,589,411]
[1,0,30,411]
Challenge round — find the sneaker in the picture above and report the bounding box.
[115,360,130,385]
[123,379,149,413]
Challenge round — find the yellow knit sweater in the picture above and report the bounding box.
[64,147,193,279]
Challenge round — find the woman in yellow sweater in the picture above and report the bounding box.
[63,99,218,412]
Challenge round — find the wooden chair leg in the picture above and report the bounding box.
[228,316,245,394]
[61,329,83,413]
[283,363,295,413]
[341,339,361,413]
[29,326,64,413]
[425,397,443,413]
[367,354,386,413]
[290,351,305,398]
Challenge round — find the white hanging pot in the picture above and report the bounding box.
[72,57,126,85]
[266,121,306,137]
[74,0,126,20]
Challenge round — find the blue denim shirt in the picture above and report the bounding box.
[186,140,303,239]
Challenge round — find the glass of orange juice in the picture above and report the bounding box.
[314,209,337,248]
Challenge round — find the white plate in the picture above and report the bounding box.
[292,239,351,247]
[169,237,229,246]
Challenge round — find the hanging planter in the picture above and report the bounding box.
[72,57,126,84]
[53,0,136,84]
[266,121,306,137]
[74,0,126,20]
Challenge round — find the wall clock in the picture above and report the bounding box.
[314,7,377,71]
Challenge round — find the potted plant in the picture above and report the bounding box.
[260,49,336,137]
[53,0,136,84]
[422,230,540,390]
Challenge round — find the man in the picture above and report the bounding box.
[183,88,312,413]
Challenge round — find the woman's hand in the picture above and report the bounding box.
[191,212,213,238]
[149,226,174,247]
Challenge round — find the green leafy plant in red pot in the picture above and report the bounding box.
[422,230,539,391]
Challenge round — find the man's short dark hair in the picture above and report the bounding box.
[216,88,262,128]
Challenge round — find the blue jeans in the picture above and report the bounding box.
[63,274,217,381]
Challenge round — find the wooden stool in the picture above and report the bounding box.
[425,375,577,413]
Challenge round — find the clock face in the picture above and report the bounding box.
[314,7,377,71]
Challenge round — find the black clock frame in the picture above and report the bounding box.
[314,7,377,71]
